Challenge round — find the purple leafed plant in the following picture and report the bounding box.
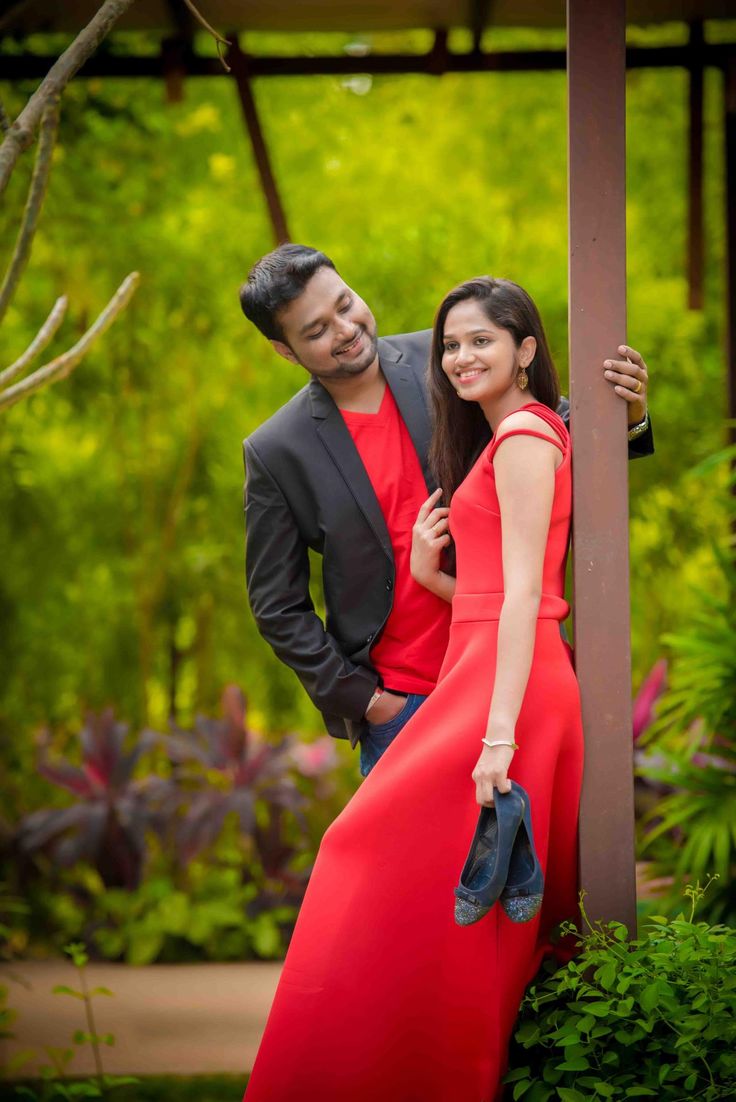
[16,711,160,889]
[162,685,307,884]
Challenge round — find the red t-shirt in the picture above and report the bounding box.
[341,385,452,694]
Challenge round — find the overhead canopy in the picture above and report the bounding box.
[2,0,735,37]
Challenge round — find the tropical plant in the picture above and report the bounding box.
[162,685,310,895]
[636,448,736,923]
[15,711,161,889]
[505,884,736,1101]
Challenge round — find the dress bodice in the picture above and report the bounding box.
[449,403,572,615]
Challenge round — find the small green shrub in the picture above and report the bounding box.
[505,886,736,1101]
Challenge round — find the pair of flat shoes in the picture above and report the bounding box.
[454,780,544,926]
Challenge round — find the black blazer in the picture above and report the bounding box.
[243,329,653,747]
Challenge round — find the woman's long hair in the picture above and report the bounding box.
[428,276,560,504]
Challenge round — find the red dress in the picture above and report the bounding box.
[244,403,584,1102]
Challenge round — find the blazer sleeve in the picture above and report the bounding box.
[555,396,654,460]
[244,438,378,724]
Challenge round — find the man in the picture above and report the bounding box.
[239,245,652,775]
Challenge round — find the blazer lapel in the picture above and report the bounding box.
[309,378,392,560]
[381,344,436,493]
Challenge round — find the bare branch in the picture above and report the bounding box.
[0,0,137,195]
[0,295,68,388]
[0,97,60,326]
[181,0,232,72]
[0,99,10,136]
[0,273,140,412]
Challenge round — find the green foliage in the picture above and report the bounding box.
[43,864,296,965]
[506,886,736,1101]
[637,449,736,923]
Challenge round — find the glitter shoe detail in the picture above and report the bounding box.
[454,897,491,926]
[501,892,543,923]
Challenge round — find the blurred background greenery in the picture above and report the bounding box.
[1,23,735,964]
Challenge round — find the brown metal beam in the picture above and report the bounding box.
[688,21,705,311]
[228,40,290,246]
[567,0,637,932]
[1,43,733,81]
[726,52,736,446]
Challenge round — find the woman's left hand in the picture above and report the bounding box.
[472,744,514,806]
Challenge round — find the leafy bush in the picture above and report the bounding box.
[8,688,347,961]
[505,886,736,1101]
[636,449,736,924]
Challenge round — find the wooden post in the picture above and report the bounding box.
[228,38,291,246]
[688,22,704,311]
[567,0,637,932]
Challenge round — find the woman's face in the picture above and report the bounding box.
[441,299,526,404]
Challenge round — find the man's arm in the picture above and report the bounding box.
[244,438,378,726]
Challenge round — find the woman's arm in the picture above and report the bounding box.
[472,417,560,806]
[410,488,456,603]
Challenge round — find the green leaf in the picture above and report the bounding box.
[504,1068,531,1083]
[557,1089,587,1102]
[639,982,659,1012]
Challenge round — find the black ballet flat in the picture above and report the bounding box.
[499,782,544,923]
[454,783,525,926]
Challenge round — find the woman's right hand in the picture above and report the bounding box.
[472,744,515,806]
[411,488,451,587]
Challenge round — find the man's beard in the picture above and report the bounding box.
[310,328,379,380]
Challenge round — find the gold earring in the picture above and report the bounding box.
[517,365,529,391]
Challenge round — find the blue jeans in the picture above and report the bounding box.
[359,692,428,777]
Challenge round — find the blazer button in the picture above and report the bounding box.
[386,578,393,591]
[366,633,374,643]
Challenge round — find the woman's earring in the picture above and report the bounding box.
[517,365,529,391]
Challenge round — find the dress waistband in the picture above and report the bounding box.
[451,592,570,623]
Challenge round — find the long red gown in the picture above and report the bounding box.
[244,402,584,1102]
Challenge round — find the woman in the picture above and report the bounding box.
[244,277,584,1102]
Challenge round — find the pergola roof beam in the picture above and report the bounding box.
[2,42,733,80]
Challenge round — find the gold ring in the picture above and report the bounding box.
[633,378,643,394]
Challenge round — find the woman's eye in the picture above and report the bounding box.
[475,338,489,346]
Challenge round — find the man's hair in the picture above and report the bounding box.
[239,244,337,342]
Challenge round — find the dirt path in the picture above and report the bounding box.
[0,960,281,1078]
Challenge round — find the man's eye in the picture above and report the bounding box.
[339,298,353,313]
[308,328,326,341]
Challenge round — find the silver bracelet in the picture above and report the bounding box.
[481,737,519,751]
[627,411,649,441]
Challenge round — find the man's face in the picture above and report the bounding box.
[272,266,379,381]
